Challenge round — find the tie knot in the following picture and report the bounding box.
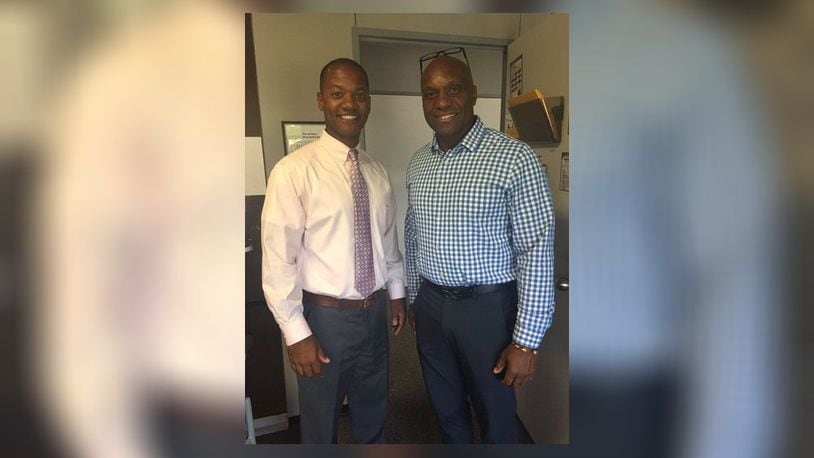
[347,148,359,161]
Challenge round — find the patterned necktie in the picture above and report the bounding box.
[347,148,375,297]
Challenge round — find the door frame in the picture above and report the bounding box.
[352,27,510,149]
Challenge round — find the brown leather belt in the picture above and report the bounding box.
[302,290,381,310]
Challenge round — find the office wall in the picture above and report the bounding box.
[252,14,356,174]
[248,12,551,425]
[252,13,522,175]
[507,13,570,444]
[245,15,262,138]
[509,13,570,153]
[356,13,520,40]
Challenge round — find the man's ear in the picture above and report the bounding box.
[316,91,324,111]
[472,85,478,106]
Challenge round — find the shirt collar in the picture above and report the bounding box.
[430,116,485,156]
[319,130,364,161]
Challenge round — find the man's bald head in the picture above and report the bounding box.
[420,55,474,88]
[319,58,369,92]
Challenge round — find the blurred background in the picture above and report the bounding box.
[1,0,812,457]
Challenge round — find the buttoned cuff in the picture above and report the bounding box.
[387,281,407,300]
[279,313,312,346]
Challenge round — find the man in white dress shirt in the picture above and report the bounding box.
[261,58,407,444]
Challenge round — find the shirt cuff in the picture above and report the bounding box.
[512,324,543,350]
[279,313,312,346]
[387,281,407,300]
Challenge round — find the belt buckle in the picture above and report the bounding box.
[444,288,464,300]
[362,294,374,309]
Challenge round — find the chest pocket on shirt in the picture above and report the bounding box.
[364,168,391,230]
[457,182,507,227]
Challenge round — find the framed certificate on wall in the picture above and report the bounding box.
[282,121,324,154]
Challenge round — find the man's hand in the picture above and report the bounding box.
[492,344,538,387]
[287,335,331,377]
[390,298,406,335]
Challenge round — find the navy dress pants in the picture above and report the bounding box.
[413,282,519,443]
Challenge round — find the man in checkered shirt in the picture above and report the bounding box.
[405,53,556,443]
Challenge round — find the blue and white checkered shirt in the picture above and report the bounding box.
[405,117,556,349]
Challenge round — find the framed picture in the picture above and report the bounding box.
[510,55,523,97]
[281,121,325,154]
[559,152,569,192]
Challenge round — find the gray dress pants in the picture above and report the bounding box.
[297,290,389,444]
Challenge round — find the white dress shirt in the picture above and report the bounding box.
[261,131,406,345]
